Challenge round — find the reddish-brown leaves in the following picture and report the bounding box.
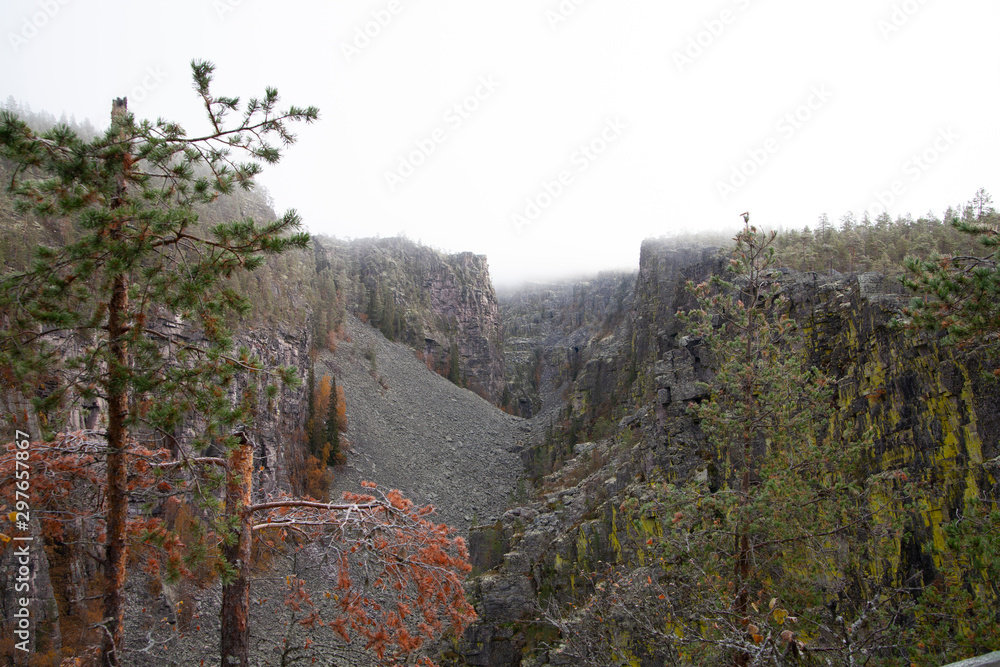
[258,483,476,665]
[2,435,473,666]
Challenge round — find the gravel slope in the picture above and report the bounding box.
[319,315,529,533]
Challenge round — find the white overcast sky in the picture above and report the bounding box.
[2,0,998,286]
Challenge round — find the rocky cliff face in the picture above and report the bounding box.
[5,214,998,663]
[799,272,999,579]
[230,322,314,494]
[314,236,505,403]
[449,243,999,666]
[498,272,634,419]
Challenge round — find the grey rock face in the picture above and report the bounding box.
[314,236,506,404]
[942,652,1000,667]
[498,272,636,419]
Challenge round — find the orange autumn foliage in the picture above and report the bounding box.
[2,435,475,666]
[255,482,476,665]
[303,450,333,501]
[314,374,332,425]
[334,384,347,432]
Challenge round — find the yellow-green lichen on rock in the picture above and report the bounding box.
[807,275,997,587]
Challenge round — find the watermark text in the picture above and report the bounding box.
[385,75,501,192]
[341,0,413,63]
[7,430,34,652]
[716,84,833,202]
[546,0,591,31]
[877,0,931,40]
[672,0,754,73]
[512,116,627,233]
[865,126,958,217]
[8,0,73,54]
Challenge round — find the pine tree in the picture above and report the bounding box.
[969,187,996,221]
[0,60,315,666]
[325,375,341,465]
[448,340,462,386]
[666,222,880,665]
[1,62,478,667]
[902,191,1000,355]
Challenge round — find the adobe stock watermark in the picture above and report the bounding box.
[672,0,754,74]
[877,0,930,40]
[213,0,250,20]
[546,0,590,31]
[8,0,73,54]
[123,65,168,106]
[511,116,627,233]
[4,430,35,653]
[213,0,245,20]
[384,75,501,192]
[341,0,414,63]
[716,84,833,203]
[864,126,958,217]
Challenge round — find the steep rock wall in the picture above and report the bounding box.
[499,272,634,419]
[314,236,505,403]
[800,273,999,580]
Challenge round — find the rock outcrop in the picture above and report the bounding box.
[0,314,313,660]
[314,236,506,404]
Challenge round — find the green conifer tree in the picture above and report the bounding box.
[448,339,462,386]
[0,60,316,666]
[325,375,341,465]
[902,197,1000,355]
[675,224,838,663]
[656,223,890,665]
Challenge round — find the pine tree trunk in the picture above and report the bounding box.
[221,433,253,666]
[102,97,130,667]
[733,464,751,667]
[732,306,757,667]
